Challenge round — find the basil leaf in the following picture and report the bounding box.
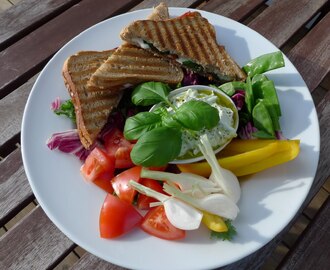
[173,100,219,131]
[130,127,182,167]
[124,112,162,140]
[131,82,171,106]
[161,114,182,128]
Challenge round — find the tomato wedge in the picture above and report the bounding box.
[141,205,186,240]
[100,194,142,239]
[104,128,134,169]
[137,179,165,210]
[111,166,142,204]
[93,172,114,194]
[81,147,115,182]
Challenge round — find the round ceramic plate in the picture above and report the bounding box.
[21,8,320,270]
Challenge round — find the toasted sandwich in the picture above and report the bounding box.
[87,43,184,90]
[62,4,174,149]
[120,11,246,82]
[62,50,123,148]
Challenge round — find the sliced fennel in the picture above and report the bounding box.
[163,183,239,220]
[199,134,241,203]
[141,168,221,197]
[129,180,203,230]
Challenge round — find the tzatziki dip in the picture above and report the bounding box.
[168,86,238,161]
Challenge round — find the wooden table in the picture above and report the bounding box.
[0,0,329,269]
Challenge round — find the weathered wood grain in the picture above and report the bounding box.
[247,0,328,48]
[0,74,37,149]
[0,206,75,270]
[279,197,330,270]
[0,148,33,227]
[287,12,330,92]
[0,0,81,50]
[0,0,140,99]
[71,253,125,270]
[201,0,265,21]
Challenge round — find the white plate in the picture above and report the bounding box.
[21,8,320,270]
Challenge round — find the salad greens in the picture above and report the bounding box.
[243,51,285,77]
[52,99,76,122]
[216,51,285,139]
[210,220,237,241]
[124,82,220,166]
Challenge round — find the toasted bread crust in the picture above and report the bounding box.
[88,44,184,90]
[62,50,122,148]
[120,11,246,82]
[147,2,169,20]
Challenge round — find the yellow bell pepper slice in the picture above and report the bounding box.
[177,139,300,177]
[202,212,228,232]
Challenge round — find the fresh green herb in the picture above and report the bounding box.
[54,99,76,122]
[131,82,171,106]
[126,82,221,166]
[130,127,182,167]
[243,51,285,77]
[124,112,162,140]
[210,220,237,241]
[173,100,219,131]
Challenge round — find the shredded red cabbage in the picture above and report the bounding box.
[231,90,245,111]
[47,130,93,161]
[238,122,258,140]
[51,97,61,111]
[182,70,201,86]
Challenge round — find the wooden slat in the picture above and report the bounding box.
[0,206,75,270]
[287,12,330,92]
[278,197,330,270]
[247,0,328,48]
[71,253,125,270]
[0,0,140,99]
[201,0,265,22]
[0,74,37,149]
[0,0,81,50]
[0,148,33,227]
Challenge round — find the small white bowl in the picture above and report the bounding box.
[152,85,239,164]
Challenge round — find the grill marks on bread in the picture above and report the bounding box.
[88,44,184,90]
[120,12,246,82]
[63,50,122,148]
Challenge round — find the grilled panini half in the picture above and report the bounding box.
[63,50,122,149]
[88,44,184,90]
[120,11,246,82]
